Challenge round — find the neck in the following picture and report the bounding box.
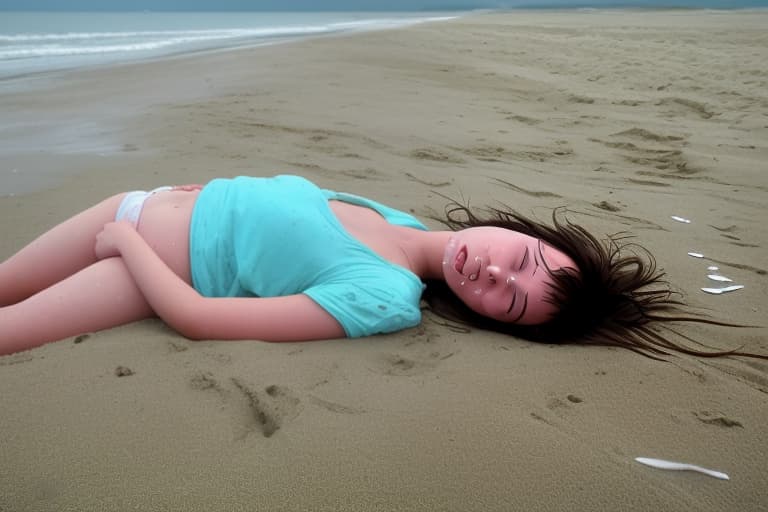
[395,228,452,281]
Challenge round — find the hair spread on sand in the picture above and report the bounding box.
[423,201,767,361]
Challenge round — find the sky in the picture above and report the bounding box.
[0,0,766,10]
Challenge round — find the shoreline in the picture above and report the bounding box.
[0,11,465,86]
[2,10,767,511]
[0,14,469,196]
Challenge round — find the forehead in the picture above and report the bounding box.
[462,226,538,246]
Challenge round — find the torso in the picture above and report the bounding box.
[328,200,413,270]
[137,190,199,285]
[135,189,412,286]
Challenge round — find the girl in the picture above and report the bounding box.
[0,174,763,359]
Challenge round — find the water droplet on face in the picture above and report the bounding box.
[506,276,515,285]
[460,280,466,286]
[474,288,483,295]
[469,273,478,281]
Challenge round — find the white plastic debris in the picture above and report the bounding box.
[688,252,704,258]
[707,274,733,282]
[635,457,729,480]
[671,216,692,224]
[701,285,744,295]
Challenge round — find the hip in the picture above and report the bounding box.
[135,189,200,285]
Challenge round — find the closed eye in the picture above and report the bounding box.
[508,293,528,323]
[507,292,517,314]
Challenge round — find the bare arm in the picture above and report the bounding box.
[96,222,346,341]
[171,184,205,192]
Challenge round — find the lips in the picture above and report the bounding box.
[454,245,468,274]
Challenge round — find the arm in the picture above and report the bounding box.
[97,222,346,342]
[171,184,205,192]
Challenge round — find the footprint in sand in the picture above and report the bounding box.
[0,351,34,366]
[340,168,388,181]
[190,371,223,392]
[492,177,562,198]
[505,114,542,125]
[372,348,457,377]
[693,411,743,428]
[568,94,595,104]
[529,393,585,430]
[189,371,302,438]
[231,379,302,438]
[455,143,573,163]
[612,127,685,144]
[115,366,134,377]
[546,393,584,411]
[408,147,466,164]
[308,395,367,415]
[593,200,622,212]
[656,97,717,120]
[593,133,698,175]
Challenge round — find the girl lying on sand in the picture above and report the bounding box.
[0,174,763,359]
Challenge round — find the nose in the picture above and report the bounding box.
[487,265,515,285]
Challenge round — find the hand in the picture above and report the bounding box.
[171,184,204,192]
[94,221,135,260]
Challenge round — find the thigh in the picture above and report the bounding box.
[0,257,154,355]
[0,193,129,304]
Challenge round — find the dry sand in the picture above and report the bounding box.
[1,10,767,511]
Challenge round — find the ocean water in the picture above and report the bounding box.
[0,11,459,79]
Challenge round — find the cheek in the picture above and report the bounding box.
[463,284,487,309]
[453,284,494,317]
[517,292,557,325]
[478,290,510,321]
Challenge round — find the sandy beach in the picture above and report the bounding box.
[1,10,767,511]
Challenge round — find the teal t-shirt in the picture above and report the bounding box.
[189,175,428,337]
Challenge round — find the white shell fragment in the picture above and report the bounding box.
[707,266,719,271]
[635,457,729,480]
[671,216,692,224]
[688,252,704,258]
[701,285,744,295]
[707,274,733,282]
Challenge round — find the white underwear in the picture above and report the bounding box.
[115,186,172,228]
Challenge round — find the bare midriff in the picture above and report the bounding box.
[137,189,200,285]
[132,191,413,290]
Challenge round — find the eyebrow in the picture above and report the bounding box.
[519,247,529,271]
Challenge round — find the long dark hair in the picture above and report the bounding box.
[423,201,766,360]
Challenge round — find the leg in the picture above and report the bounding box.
[0,257,154,355]
[0,193,128,306]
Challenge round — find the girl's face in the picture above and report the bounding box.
[442,227,577,325]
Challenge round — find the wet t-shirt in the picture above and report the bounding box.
[189,175,427,337]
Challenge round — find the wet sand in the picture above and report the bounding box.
[1,10,767,511]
